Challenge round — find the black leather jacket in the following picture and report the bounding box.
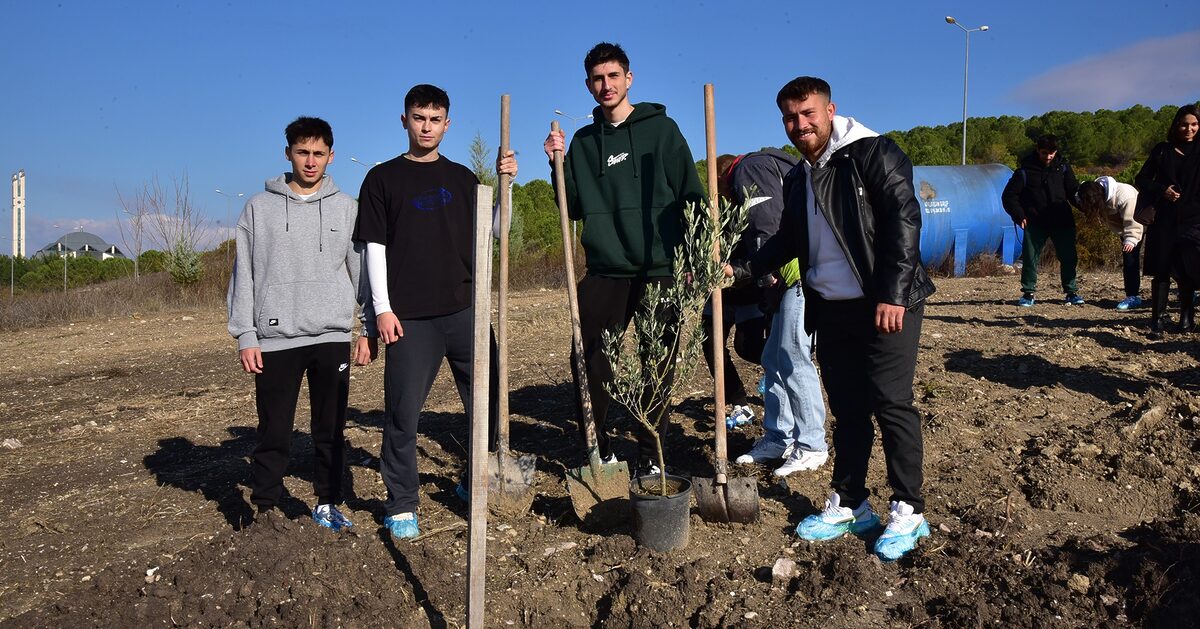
[736,135,935,315]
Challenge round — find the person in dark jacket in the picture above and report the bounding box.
[1136,104,1198,333]
[543,42,705,477]
[1168,127,1200,332]
[701,150,793,428]
[729,76,935,561]
[713,150,830,476]
[1001,135,1083,307]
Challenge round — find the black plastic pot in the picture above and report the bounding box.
[629,474,692,552]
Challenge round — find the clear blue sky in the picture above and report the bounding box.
[2,0,1198,254]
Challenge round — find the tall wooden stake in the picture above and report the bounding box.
[467,184,494,629]
[704,84,728,485]
[496,94,512,489]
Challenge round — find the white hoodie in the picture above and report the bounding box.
[803,115,879,300]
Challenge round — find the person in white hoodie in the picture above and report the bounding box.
[1077,177,1144,310]
[730,76,935,561]
[227,116,375,532]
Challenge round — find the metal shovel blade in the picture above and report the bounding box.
[487,451,538,515]
[565,459,631,530]
[693,475,760,524]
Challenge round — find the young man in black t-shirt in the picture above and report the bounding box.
[354,84,517,540]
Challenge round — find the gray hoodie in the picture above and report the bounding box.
[227,174,374,352]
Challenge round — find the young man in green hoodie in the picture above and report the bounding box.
[543,42,705,477]
[227,116,376,532]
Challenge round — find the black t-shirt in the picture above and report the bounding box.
[353,155,480,319]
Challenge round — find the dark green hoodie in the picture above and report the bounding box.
[559,102,704,278]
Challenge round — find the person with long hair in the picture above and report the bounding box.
[1135,104,1199,333]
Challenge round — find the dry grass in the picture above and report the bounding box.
[965,254,1007,277]
[506,246,585,290]
[0,250,232,332]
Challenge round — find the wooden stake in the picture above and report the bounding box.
[467,184,494,629]
[704,84,728,483]
[496,94,512,488]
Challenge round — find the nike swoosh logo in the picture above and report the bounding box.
[339,363,348,372]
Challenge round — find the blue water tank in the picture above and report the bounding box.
[914,164,1018,276]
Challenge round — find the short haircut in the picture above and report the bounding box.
[1036,134,1060,152]
[285,117,333,148]
[584,42,630,75]
[1168,104,1200,144]
[776,76,831,109]
[1077,180,1105,213]
[404,84,450,114]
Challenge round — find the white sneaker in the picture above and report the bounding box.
[874,500,931,561]
[735,439,795,464]
[773,449,829,477]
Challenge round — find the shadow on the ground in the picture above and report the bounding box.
[942,348,1150,403]
[143,427,258,529]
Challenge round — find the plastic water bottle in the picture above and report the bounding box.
[725,405,755,430]
[757,376,767,396]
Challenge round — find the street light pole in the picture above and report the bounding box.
[553,110,593,243]
[215,189,243,267]
[350,157,382,168]
[946,17,989,166]
[554,109,593,136]
[122,209,143,281]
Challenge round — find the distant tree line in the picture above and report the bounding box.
[886,103,1199,182]
[0,251,167,294]
[10,105,1191,298]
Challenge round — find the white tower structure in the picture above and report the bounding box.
[10,170,25,258]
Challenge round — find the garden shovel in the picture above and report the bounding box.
[488,94,536,515]
[692,84,760,524]
[551,121,631,528]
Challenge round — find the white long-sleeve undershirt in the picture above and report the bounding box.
[365,185,511,316]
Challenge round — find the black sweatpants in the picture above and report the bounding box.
[1123,243,1142,298]
[813,297,925,514]
[250,341,350,510]
[572,275,676,463]
[380,305,498,516]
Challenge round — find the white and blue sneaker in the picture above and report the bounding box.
[1116,296,1143,311]
[311,504,354,532]
[874,500,931,561]
[796,492,882,541]
[385,512,419,540]
[1017,293,1036,307]
[1064,293,1085,306]
[735,438,794,465]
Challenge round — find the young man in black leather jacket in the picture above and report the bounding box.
[730,76,934,561]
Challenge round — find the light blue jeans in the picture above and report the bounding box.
[761,283,827,452]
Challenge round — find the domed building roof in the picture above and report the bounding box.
[36,231,126,259]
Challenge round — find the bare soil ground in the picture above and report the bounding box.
[1,271,1198,628]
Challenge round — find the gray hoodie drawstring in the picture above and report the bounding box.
[285,196,290,232]
[318,196,323,252]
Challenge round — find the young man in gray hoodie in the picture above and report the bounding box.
[227,116,375,532]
